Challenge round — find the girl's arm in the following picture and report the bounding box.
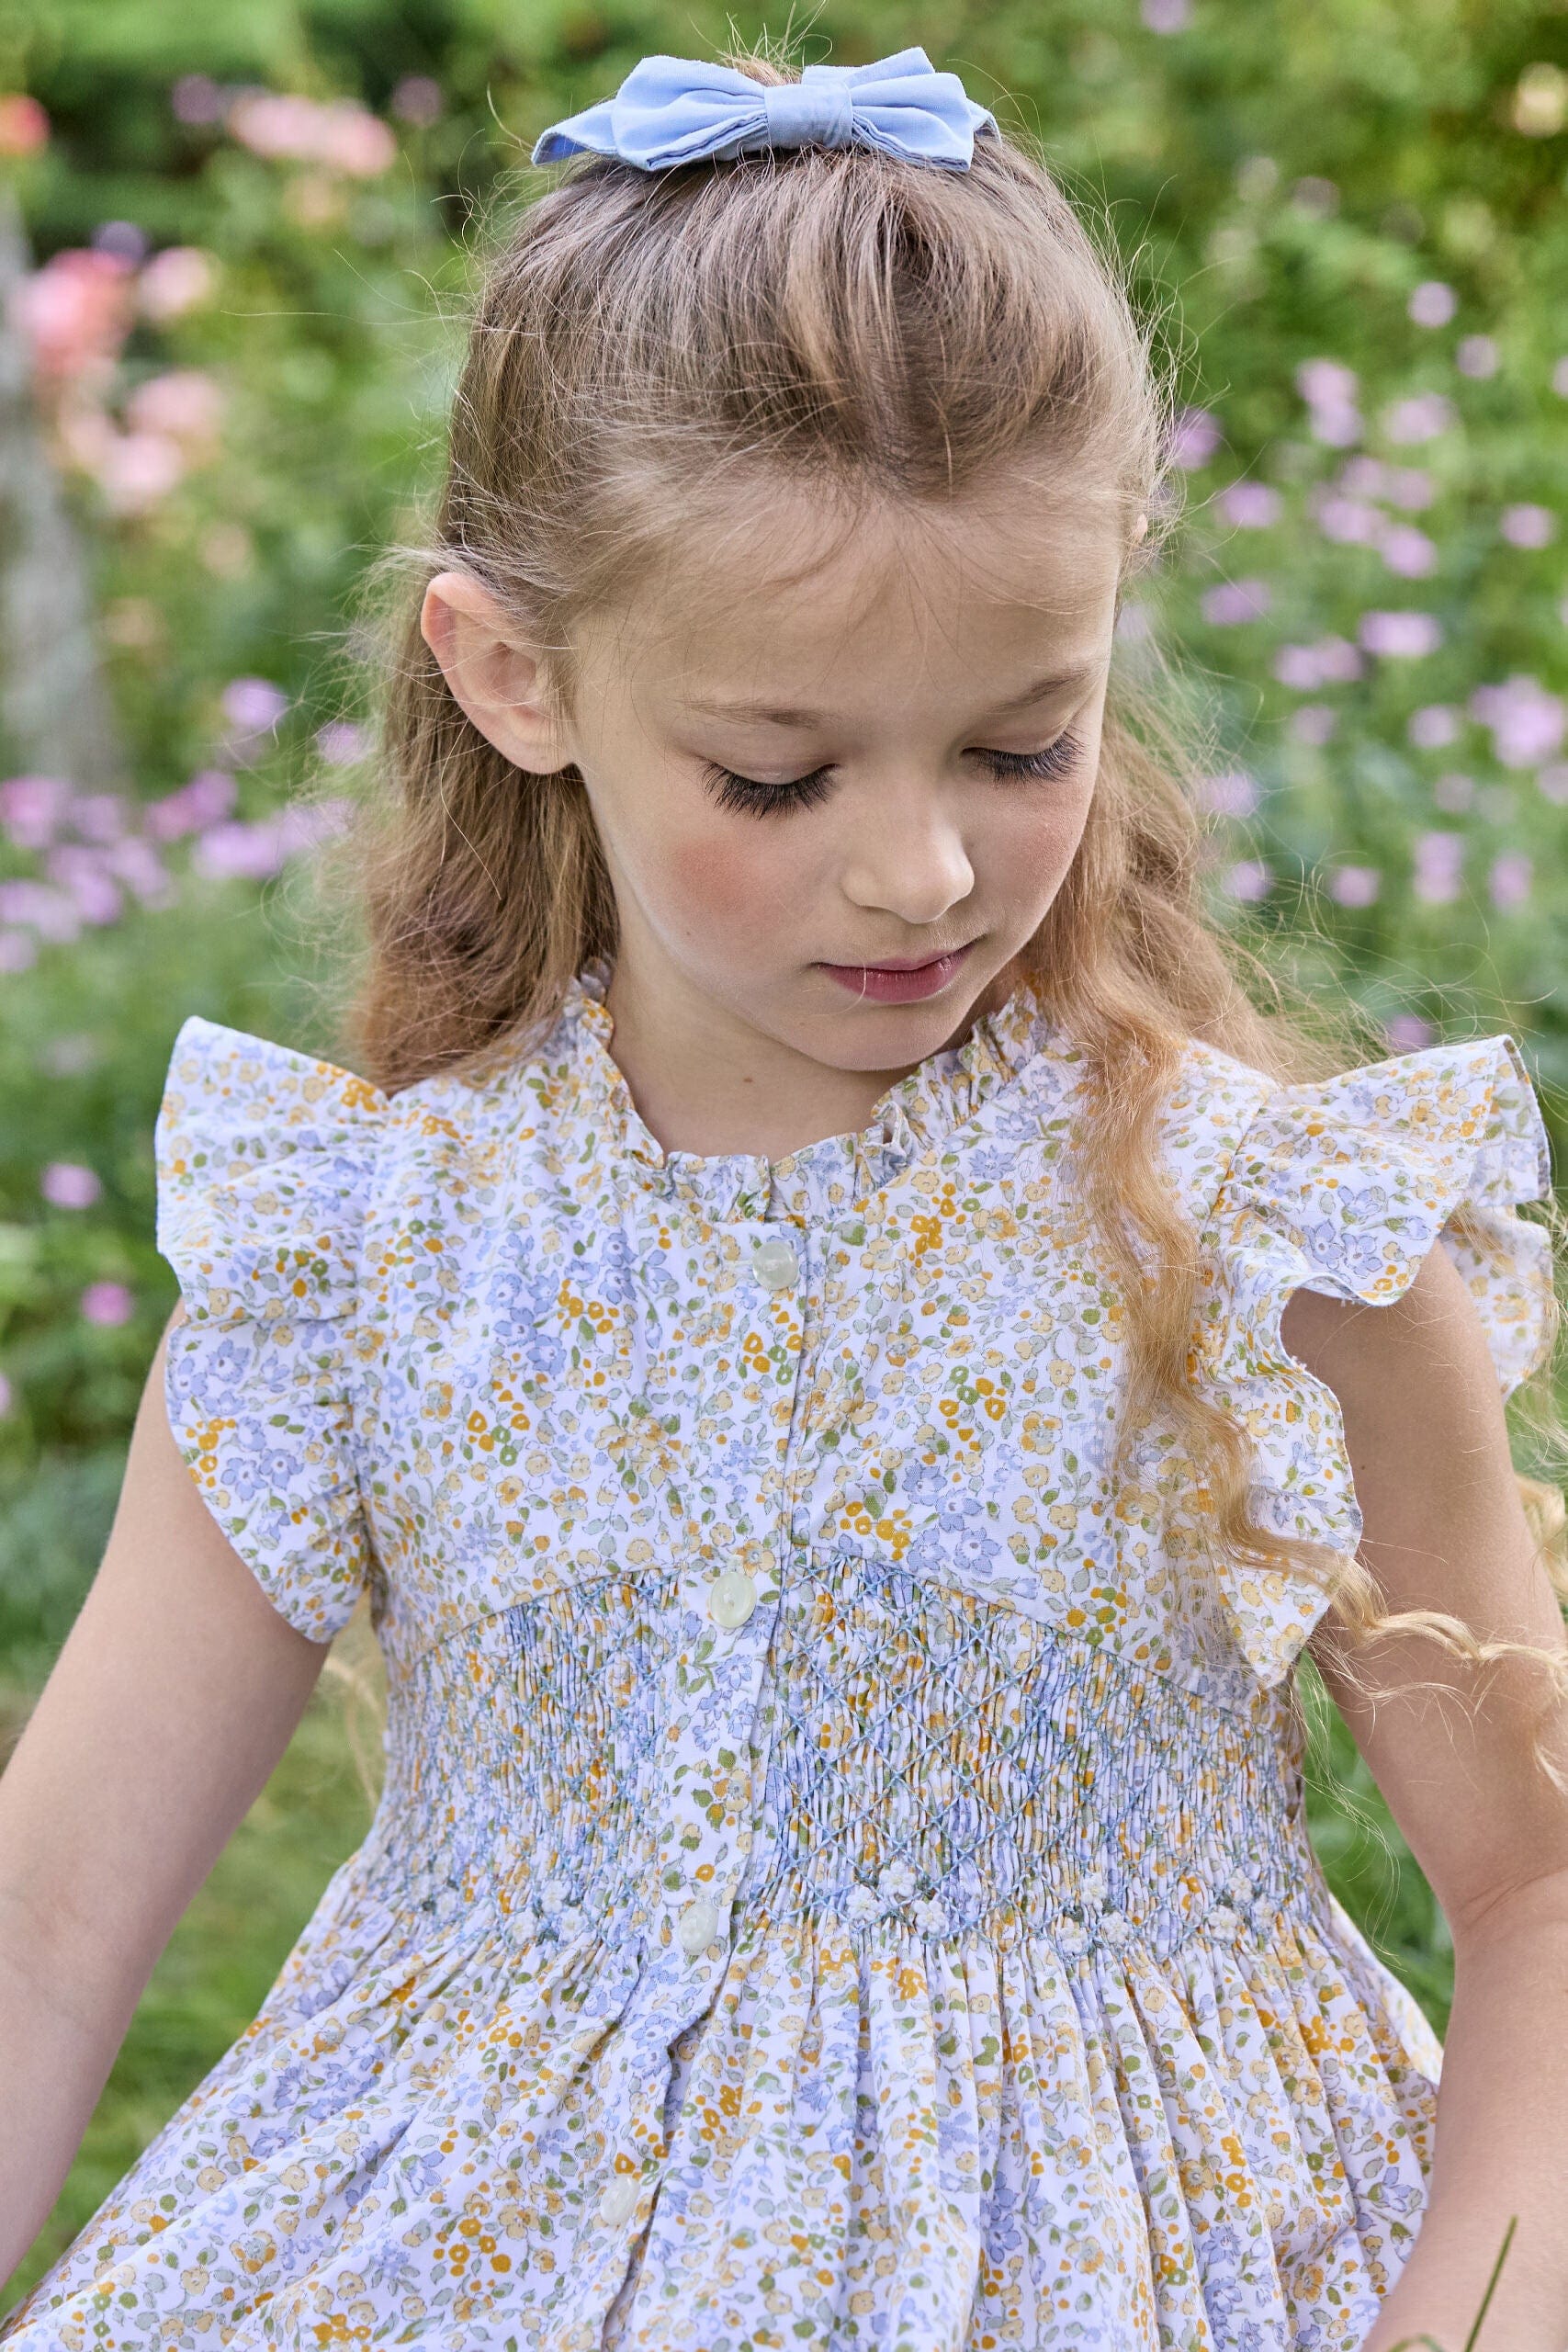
[0,1314,332,2288]
[1282,1245,1568,2352]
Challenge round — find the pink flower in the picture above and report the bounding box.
[1408,706,1459,750]
[1499,503,1555,548]
[1224,859,1272,901]
[9,247,135,386]
[1272,636,1362,691]
[1327,865,1381,907]
[41,1161,101,1209]
[0,774,71,851]
[1291,705,1338,745]
[1381,524,1438,577]
[1456,334,1498,378]
[1408,280,1456,328]
[1217,481,1281,528]
[143,768,238,840]
[1413,831,1464,903]
[1168,406,1221,469]
[1198,770,1258,818]
[136,245,217,322]
[1359,609,1443,657]
[227,91,396,176]
[125,368,225,449]
[192,820,288,881]
[1306,399,1362,447]
[44,845,121,925]
[1385,1012,1437,1051]
[106,836,174,904]
[89,431,187,514]
[1382,392,1457,444]
[0,878,80,941]
[1488,852,1532,911]
[1201,578,1271,625]
[1337,456,1392,498]
[69,791,128,844]
[0,94,49,155]
[0,931,37,972]
[81,1281,133,1328]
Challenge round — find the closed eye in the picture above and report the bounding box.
[703,730,1086,819]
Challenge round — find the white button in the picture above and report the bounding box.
[709,1568,758,1630]
[751,1236,799,1292]
[600,2173,640,2225]
[676,1897,719,1955]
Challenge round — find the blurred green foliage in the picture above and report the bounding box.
[0,0,1563,2305]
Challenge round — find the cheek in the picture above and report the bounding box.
[660,826,802,937]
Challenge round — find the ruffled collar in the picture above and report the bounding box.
[550,956,1062,1224]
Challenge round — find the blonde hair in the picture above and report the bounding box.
[321,39,1566,1778]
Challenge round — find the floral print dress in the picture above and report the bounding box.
[4,958,1555,2352]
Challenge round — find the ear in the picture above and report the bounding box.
[419,571,572,773]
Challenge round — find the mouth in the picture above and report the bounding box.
[815,939,977,1002]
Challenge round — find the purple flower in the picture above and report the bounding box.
[41,1161,101,1208]
[44,845,121,925]
[1385,1012,1437,1051]
[0,931,36,973]
[1456,334,1498,378]
[1381,525,1438,578]
[1314,493,1381,544]
[0,879,81,942]
[81,1281,134,1327]
[1198,769,1258,818]
[107,836,174,904]
[1217,481,1281,528]
[1382,392,1457,444]
[1327,865,1380,907]
[1408,280,1457,328]
[1408,705,1459,750]
[220,675,289,733]
[1359,610,1442,657]
[315,719,367,767]
[1470,675,1564,767]
[1168,406,1221,469]
[1291,704,1338,745]
[1413,831,1464,903]
[69,792,128,844]
[192,819,288,880]
[0,774,72,852]
[1488,851,1532,911]
[1201,578,1271,625]
[144,767,239,841]
[1387,467,1435,510]
[1306,399,1362,447]
[1499,503,1555,548]
[1224,859,1272,901]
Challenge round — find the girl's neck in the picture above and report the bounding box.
[599,953,1018,1163]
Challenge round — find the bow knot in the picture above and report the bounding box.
[532,47,1000,175]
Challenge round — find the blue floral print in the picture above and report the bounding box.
[1,957,1553,2351]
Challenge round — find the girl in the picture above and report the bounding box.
[2,40,1566,2352]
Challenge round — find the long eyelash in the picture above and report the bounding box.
[703,730,1085,820]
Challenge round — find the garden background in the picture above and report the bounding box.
[2,0,1565,2305]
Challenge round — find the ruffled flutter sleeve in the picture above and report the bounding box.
[1192,1034,1556,1685]
[154,1015,389,1643]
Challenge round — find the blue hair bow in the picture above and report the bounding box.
[531,46,1000,174]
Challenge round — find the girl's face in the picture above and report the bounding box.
[422,473,1135,1132]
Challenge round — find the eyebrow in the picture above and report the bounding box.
[683,661,1101,728]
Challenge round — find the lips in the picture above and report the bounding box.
[816,939,976,1003]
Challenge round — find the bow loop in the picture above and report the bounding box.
[533,46,999,174]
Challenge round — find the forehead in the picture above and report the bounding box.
[597,470,1126,698]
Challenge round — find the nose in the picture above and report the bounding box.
[838,788,976,927]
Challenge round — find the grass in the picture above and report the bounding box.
[0,1629,1451,2321]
